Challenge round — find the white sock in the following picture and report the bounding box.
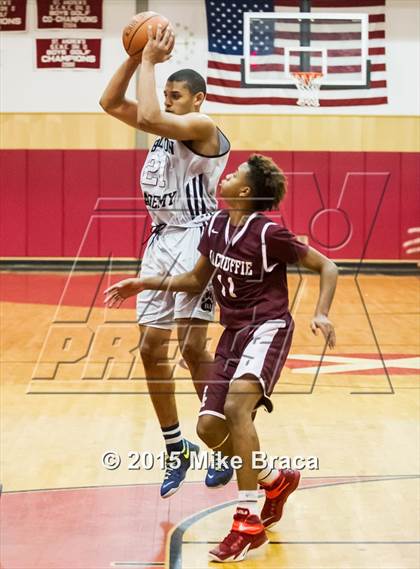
[237,490,259,516]
[258,465,280,487]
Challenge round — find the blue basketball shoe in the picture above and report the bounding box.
[205,455,234,489]
[160,439,200,499]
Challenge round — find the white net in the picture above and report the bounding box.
[292,72,323,107]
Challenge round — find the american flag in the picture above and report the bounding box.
[205,0,387,106]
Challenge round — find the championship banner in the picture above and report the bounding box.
[36,38,101,69]
[0,0,27,31]
[37,0,102,29]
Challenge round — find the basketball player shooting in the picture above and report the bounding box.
[105,155,338,562]
[99,22,232,498]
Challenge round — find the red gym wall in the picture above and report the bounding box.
[1,149,419,261]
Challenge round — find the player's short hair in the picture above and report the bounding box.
[166,69,207,96]
[246,154,287,211]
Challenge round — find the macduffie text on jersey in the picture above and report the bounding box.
[140,131,230,227]
[209,250,254,276]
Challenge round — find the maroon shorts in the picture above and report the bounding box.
[199,318,294,420]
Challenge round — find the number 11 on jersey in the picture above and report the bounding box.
[217,274,237,298]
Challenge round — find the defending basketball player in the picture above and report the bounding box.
[104,154,338,562]
[99,23,232,497]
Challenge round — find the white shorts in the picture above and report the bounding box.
[136,225,215,329]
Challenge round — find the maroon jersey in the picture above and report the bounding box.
[198,210,309,329]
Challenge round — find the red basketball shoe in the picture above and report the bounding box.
[209,508,268,562]
[260,468,301,530]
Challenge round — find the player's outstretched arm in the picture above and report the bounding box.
[137,25,215,141]
[104,255,213,308]
[99,56,141,129]
[299,246,338,349]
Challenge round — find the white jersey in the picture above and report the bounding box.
[140,129,230,228]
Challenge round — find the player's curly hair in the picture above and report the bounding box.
[246,154,287,211]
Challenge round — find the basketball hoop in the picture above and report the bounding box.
[292,71,323,107]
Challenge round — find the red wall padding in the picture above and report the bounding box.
[0,150,419,260]
[0,150,28,256]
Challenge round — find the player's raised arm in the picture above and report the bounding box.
[299,246,338,348]
[99,56,141,129]
[104,255,213,308]
[136,25,216,141]
[99,15,173,130]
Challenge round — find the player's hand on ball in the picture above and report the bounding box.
[142,23,175,64]
[310,314,336,349]
[104,278,145,308]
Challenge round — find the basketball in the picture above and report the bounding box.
[122,11,170,57]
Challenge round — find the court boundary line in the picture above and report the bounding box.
[3,474,419,495]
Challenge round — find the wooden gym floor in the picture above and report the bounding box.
[0,271,419,569]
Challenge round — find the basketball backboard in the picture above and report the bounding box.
[243,12,370,89]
